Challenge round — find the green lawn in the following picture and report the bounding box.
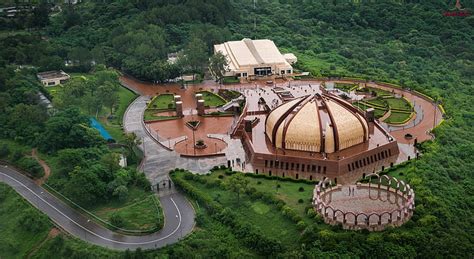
[335,82,357,92]
[384,111,413,124]
[367,87,393,97]
[177,172,303,248]
[143,109,178,121]
[223,76,240,84]
[116,86,137,124]
[0,183,52,258]
[148,94,175,110]
[385,97,412,111]
[208,170,314,221]
[353,102,386,118]
[365,98,388,109]
[91,187,163,232]
[198,91,227,107]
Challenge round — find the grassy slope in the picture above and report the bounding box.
[0,183,51,258]
[90,187,163,231]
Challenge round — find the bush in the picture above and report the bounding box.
[298,187,305,192]
[0,144,10,158]
[219,165,227,170]
[110,213,125,228]
[212,165,220,171]
[12,150,23,162]
[298,198,304,203]
[218,175,224,179]
[257,181,262,185]
[17,210,48,233]
[17,157,43,178]
[307,208,317,218]
[297,220,307,231]
[113,185,128,202]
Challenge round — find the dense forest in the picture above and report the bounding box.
[0,0,473,257]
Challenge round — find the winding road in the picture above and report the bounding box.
[0,95,200,251]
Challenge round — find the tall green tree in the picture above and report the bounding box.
[209,52,229,84]
[225,174,249,205]
[183,37,208,80]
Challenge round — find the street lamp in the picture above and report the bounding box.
[192,128,196,156]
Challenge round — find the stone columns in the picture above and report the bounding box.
[196,93,205,116]
[175,95,183,117]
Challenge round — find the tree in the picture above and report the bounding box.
[97,82,119,114]
[113,185,129,202]
[64,166,106,206]
[209,52,229,84]
[123,132,142,156]
[183,37,208,80]
[225,173,249,205]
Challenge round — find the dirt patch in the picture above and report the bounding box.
[32,149,51,186]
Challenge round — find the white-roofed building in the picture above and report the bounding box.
[214,38,297,78]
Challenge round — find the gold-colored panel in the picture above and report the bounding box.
[285,101,321,152]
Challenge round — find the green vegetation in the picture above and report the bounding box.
[0,0,473,257]
[0,183,51,258]
[148,94,175,110]
[198,91,227,107]
[386,97,412,111]
[143,110,179,122]
[223,76,240,84]
[218,89,241,101]
[91,188,163,232]
[335,82,358,92]
[385,111,414,124]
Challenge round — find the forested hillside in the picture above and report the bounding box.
[0,0,473,257]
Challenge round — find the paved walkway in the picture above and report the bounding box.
[123,96,227,184]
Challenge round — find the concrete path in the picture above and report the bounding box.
[123,96,227,184]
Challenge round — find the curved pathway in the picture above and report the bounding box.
[0,165,194,250]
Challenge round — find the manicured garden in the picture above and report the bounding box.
[353,87,414,124]
[143,109,179,122]
[335,82,358,92]
[223,76,240,84]
[198,91,227,107]
[148,94,175,110]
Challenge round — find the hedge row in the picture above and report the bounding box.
[170,171,283,255]
[213,167,318,185]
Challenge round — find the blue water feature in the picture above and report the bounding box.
[90,118,114,141]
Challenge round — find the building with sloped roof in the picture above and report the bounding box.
[214,38,296,79]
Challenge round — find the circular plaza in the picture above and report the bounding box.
[313,175,415,231]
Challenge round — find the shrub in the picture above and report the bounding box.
[17,157,43,178]
[212,165,220,171]
[218,175,224,179]
[298,198,304,203]
[17,210,48,233]
[0,144,10,158]
[257,181,262,185]
[297,220,307,231]
[113,185,128,202]
[219,165,227,170]
[299,187,305,192]
[12,150,23,162]
[110,213,125,228]
[195,210,206,227]
[307,208,317,218]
